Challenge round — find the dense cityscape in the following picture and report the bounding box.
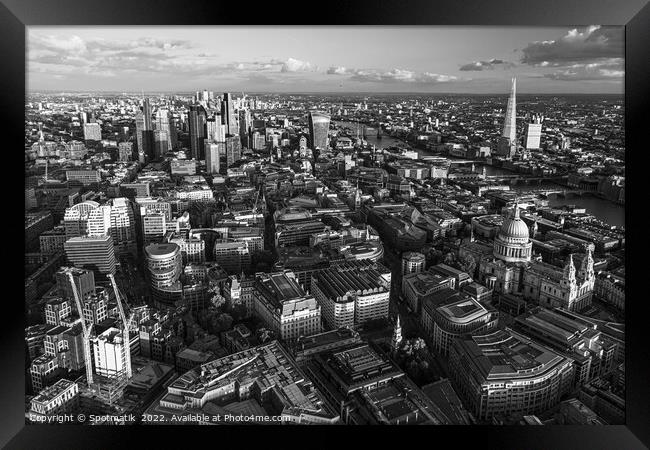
[22,17,628,430]
[24,82,625,425]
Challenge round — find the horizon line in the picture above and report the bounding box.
[27,90,624,96]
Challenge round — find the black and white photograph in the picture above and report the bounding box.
[22,24,629,427]
[6,0,648,445]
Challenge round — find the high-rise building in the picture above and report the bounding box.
[154,108,176,157]
[55,266,96,302]
[188,105,207,160]
[108,197,137,256]
[118,141,134,162]
[525,115,543,150]
[135,98,154,163]
[204,140,221,174]
[64,235,116,279]
[92,327,129,379]
[221,92,238,136]
[145,243,182,286]
[225,135,242,168]
[308,111,330,156]
[252,131,266,151]
[238,109,251,148]
[83,122,101,141]
[497,78,517,158]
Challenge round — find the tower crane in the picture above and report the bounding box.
[67,272,94,387]
[107,274,132,379]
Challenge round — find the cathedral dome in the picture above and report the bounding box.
[498,206,529,241]
[493,204,532,263]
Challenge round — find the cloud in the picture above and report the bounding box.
[459,58,515,71]
[521,25,623,66]
[28,32,317,83]
[326,66,458,84]
[327,66,355,75]
[280,57,316,73]
[349,68,458,84]
[544,60,624,81]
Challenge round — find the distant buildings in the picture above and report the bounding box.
[496,77,518,158]
[308,111,330,156]
[83,122,101,141]
[525,115,543,150]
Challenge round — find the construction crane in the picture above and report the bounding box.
[67,272,94,387]
[107,274,132,379]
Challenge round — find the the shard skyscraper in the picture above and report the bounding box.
[497,77,517,158]
[503,77,516,142]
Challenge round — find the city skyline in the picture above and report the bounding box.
[28,26,624,94]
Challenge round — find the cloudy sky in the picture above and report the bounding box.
[27,26,624,94]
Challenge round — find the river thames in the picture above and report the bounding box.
[334,122,625,228]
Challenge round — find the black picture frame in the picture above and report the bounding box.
[4,0,648,448]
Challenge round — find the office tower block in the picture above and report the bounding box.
[118,141,134,162]
[497,78,517,158]
[206,114,226,142]
[189,105,207,160]
[205,140,221,174]
[145,243,183,289]
[55,266,96,302]
[252,131,266,151]
[108,197,137,256]
[83,122,101,141]
[525,115,544,150]
[154,108,177,155]
[64,235,117,279]
[225,135,242,168]
[238,109,251,148]
[308,111,330,156]
[221,92,238,136]
[92,327,129,379]
[135,98,154,163]
[86,205,112,237]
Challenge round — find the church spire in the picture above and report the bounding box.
[579,246,595,281]
[391,315,402,354]
[563,254,576,283]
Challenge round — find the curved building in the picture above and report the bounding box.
[401,252,426,276]
[145,242,182,294]
[493,205,532,263]
[449,328,574,421]
[308,111,331,154]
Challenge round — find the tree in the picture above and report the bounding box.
[215,313,234,333]
[458,254,477,277]
[443,252,456,266]
[256,327,276,343]
[209,293,227,310]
